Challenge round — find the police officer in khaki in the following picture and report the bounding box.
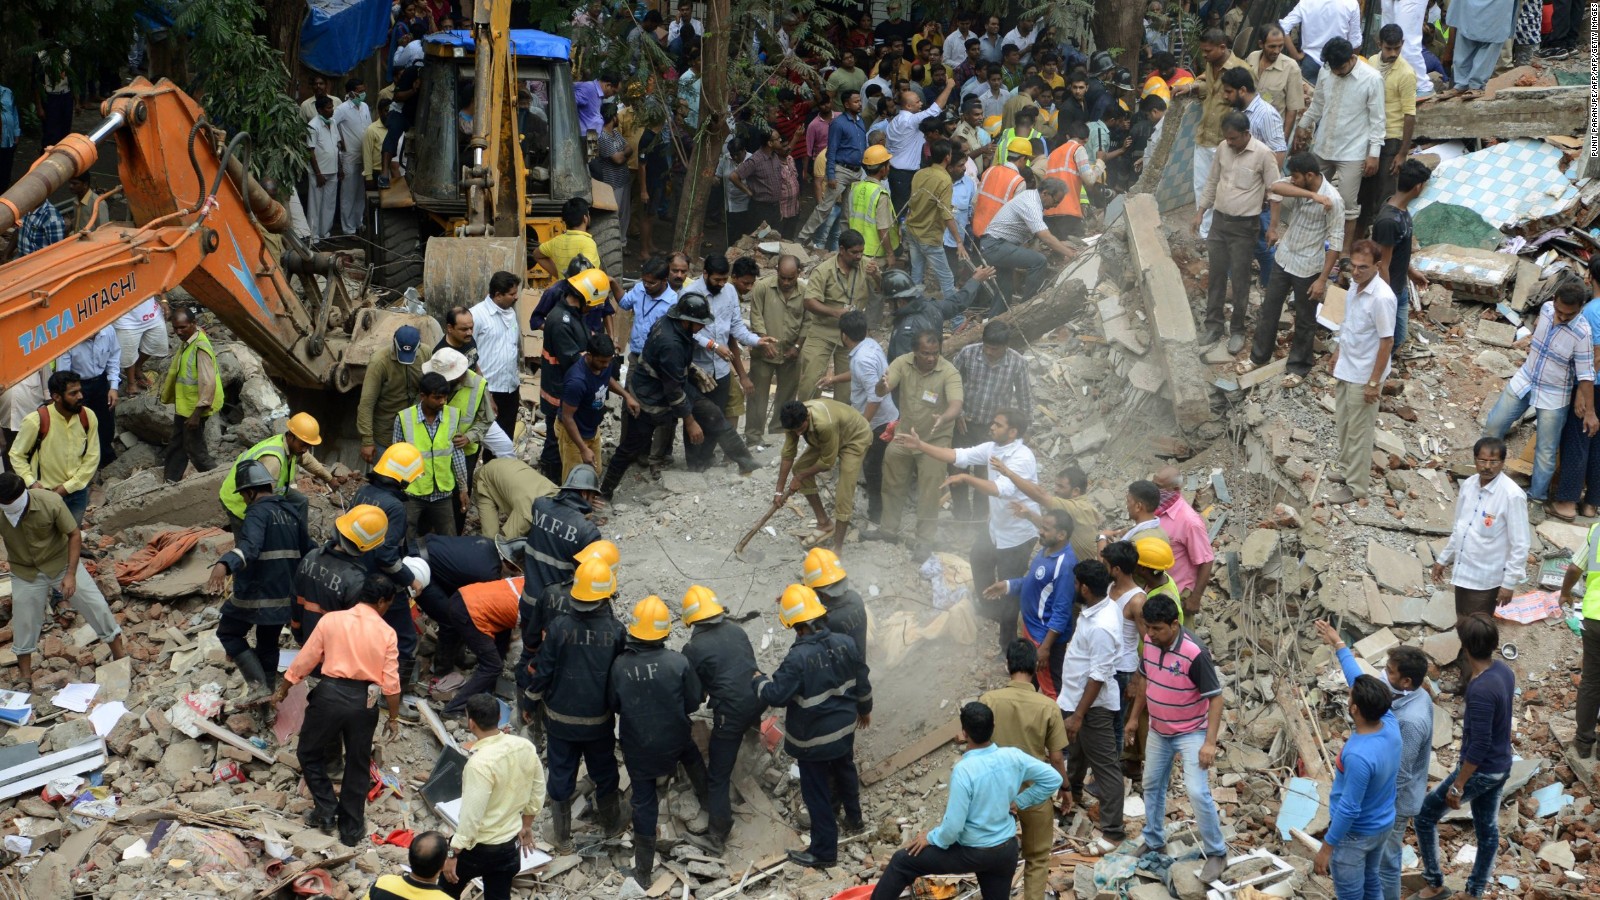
[798,229,876,403]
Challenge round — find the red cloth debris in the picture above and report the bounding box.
[290,869,338,896]
[372,829,415,848]
[114,527,227,586]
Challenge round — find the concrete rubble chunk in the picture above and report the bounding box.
[1536,519,1588,555]
[94,656,132,703]
[1471,349,1519,379]
[95,466,231,532]
[1241,530,1279,569]
[1422,591,1457,631]
[1474,320,1518,348]
[1072,422,1109,455]
[1538,840,1575,870]
[1366,541,1425,593]
[1122,194,1215,436]
[1420,631,1461,665]
[1373,429,1406,459]
[1352,627,1400,663]
[1433,704,1453,750]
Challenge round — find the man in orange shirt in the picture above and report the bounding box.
[274,572,402,847]
[439,577,523,716]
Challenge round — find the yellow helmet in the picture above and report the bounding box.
[1006,137,1036,158]
[336,504,390,552]
[627,595,673,641]
[681,585,725,625]
[1135,537,1175,571]
[577,539,620,569]
[568,268,611,308]
[373,442,424,484]
[570,558,617,603]
[862,144,892,167]
[802,547,846,590]
[286,412,322,446]
[777,583,826,629]
[983,115,1003,136]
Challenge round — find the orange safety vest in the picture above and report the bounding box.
[461,577,524,637]
[972,164,1024,238]
[1043,140,1085,218]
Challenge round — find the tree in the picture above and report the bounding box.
[1092,1,1144,70]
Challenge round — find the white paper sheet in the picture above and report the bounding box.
[88,701,128,736]
[51,683,100,713]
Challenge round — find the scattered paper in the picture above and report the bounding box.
[88,701,128,736]
[1495,590,1563,625]
[275,649,299,672]
[51,683,100,713]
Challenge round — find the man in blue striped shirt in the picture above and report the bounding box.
[871,701,1061,900]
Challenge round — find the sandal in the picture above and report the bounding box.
[1544,502,1577,522]
[1458,89,1483,102]
[1084,837,1122,857]
[1235,359,1259,376]
[801,523,836,548]
[1280,373,1303,389]
[1582,505,1598,518]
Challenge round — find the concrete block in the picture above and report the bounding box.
[1432,704,1453,749]
[1421,631,1461,665]
[1123,194,1215,437]
[1366,540,1425,593]
[1352,627,1400,663]
[1373,429,1406,458]
[1241,530,1279,569]
[1536,519,1589,555]
[94,466,230,533]
[1474,320,1517,348]
[94,657,132,703]
[1422,591,1457,631]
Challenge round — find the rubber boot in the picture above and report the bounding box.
[697,819,731,856]
[597,791,628,838]
[627,835,656,885]
[599,460,625,501]
[396,660,421,723]
[717,428,761,475]
[232,650,272,706]
[549,799,574,853]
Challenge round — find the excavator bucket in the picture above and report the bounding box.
[421,235,525,321]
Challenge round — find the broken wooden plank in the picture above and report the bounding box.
[187,715,279,766]
[704,854,790,900]
[1414,85,1586,141]
[861,719,962,786]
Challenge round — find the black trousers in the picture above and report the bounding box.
[441,838,519,900]
[298,677,379,845]
[705,716,757,833]
[872,837,1020,900]
[603,394,745,495]
[1250,268,1320,376]
[406,496,457,538]
[78,374,116,466]
[1205,212,1258,335]
[0,146,15,194]
[164,414,216,482]
[626,744,709,837]
[1066,706,1125,839]
[863,422,888,525]
[888,168,916,213]
[746,199,783,237]
[685,375,731,471]
[216,612,283,674]
[546,734,620,802]
[1546,0,1578,46]
[797,752,860,862]
[487,390,518,460]
[538,398,563,482]
[439,597,509,714]
[972,534,1037,650]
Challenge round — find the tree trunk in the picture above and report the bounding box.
[673,0,730,255]
[263,0,310,92]
[1092,1,1144,70]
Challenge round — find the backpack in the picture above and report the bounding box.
[27,403,90,468]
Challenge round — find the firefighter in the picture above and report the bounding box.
[353,442,424,588]
[681,585,762,855]
[206,459,312,704]
[217,412,336,532]
[516,464,603,718]
[608,595,709,885]
[755,584,871,869]
[273,572,402,847]
[411,532,526,625]
[293,504,387,643]
[802,548,872,702]
[438,576,523,717]
[527,559,627,853]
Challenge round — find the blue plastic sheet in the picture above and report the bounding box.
[300,0,393,76]
[424,29,572,60]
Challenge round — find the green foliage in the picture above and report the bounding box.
[174,0,305,189]
[0,0,146,91]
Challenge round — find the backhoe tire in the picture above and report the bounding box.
[373,207,424,294]
[590,211,626,276]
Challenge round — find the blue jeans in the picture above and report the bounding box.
[62,487,89,525]
[1300,54,1322,85]
[1416,768,1507,897]
[1141,729,1228,858]
[907,236,957,299]
[1393,284,1409,348]
[1330,828,1386,899]
[1255,209,1275,289]
[1482,386,1569,499]
[1380,813,1411,900]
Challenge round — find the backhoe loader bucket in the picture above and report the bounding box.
[421,235,526,321]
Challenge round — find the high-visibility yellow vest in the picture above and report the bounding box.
[219,433,296,517]
[847,179,898,257]
[993,128,1042,167]
[399,405,460,497]
[446,371,488,455]
[166,330,224,417]
[1583,523,1600,619]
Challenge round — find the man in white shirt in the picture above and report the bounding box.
[894,407,1040,648]
[1382,0,1434,97]
[1057,560,1126,849]
[54,325,122,469]
[1001,17,1038,65]
[472,270,525,459]
[978,15,1005,64]
[112,294,168,397]
[305,96,340,241]
[666,1,702,52]
[836,310,896,526]
[885,83,954,213]
[1294,38,1385,258]
[331,77,371,237]
[1326,240,1396,505]
[978,179,1077,313]
[1432,435,1529,628]
[943,12,980,66]
[1280,0,1363,82]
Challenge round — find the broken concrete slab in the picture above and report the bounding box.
[1422,591,1457,631]
[1536,519,1589,555]
[1414,86,1588,142]
[1373,429,1406,459]
[1537,840,1575,870]
[1473,320,1518,349]
[1123,194,1216,438]
[1471,349,1519,379]
[93,466,230,533]
[1433,704,1453,750]
[1366,541,1425,594]
[94,656,132,703]
[1420,631,1461,666]
[1352,627,1400,663]
[1241,530,1279,569]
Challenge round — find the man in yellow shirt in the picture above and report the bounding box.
[8,370,99,524]
[443,693,545,898]
[362,98,390,186]
[1358,25,1418,237]
[533,198,601,280]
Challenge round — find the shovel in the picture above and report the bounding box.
[733,488,794,561]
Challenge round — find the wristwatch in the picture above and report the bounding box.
[1367,379,1379,388]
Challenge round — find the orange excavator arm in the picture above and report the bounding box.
[0,78,357,392]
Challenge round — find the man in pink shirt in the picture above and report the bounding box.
[1153,467,1216,619]
[803,99,835,193]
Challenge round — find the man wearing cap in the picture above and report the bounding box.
[293,504,385,643]
[538,269,612,482]
[993,108,1045,168]
[472,458,557,539]
[847,146,899,276]
[471,272,524,459]
[424,347,492,530]
[774,399,873,554]
[681,585,762,855]
[979,177,1076,311]
[885,80,954,212]
[218,413,336,532]
[207,459,313,704]
[359,325,433,465]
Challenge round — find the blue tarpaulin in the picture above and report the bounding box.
[425,29,572,60]
[300,0,393,76]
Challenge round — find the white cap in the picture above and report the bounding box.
[402,556,431,592]
[423,347,469,382]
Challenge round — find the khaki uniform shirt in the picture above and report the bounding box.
[905,166,955,246]
[782,398,873,467]
[1193,54,1250,147]
[802,257,874,340]
[473,458,558,539]
[981,680,1069,761]
[1049,495,1104,565]
[1246,51,1307,121]
[0,489,76,581]
[747,274,806,349]
[357,344,434,444]
[884,354,962,444]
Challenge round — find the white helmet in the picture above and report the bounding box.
[402,556,431,593]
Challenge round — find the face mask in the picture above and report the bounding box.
[355,92,367,104]
[1157,487,1179,510]
[1,492,28,527]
